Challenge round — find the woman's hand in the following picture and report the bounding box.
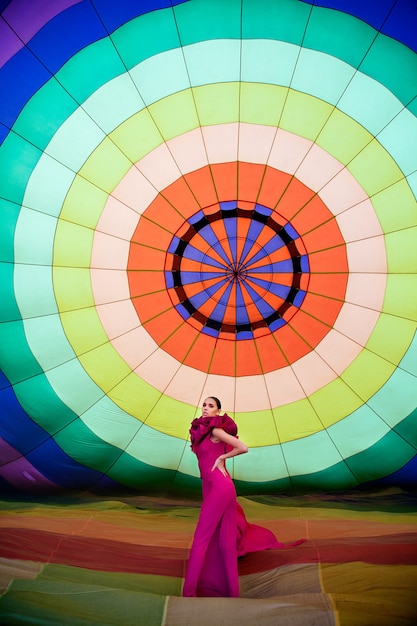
[209,428,248,476]
[211,456,227,476]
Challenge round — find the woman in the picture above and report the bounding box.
[183,397,301,598]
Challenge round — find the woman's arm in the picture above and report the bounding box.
[211,427,248,474]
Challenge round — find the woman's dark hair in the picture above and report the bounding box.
[209,396,221,410]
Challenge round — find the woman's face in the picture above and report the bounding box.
[202,397,219,417]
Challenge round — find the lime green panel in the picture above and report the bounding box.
[53,268,94,310]
[57,37,127,103]
[78,137,133,193]
[60,176,109,229]
[385,227,417,273]
[111,108,163,163]
[175,0,242,45]
[78,343,132,392]
[272,398,323,442]
[383,275,417,321]
[242,0,310,44]
[144,395,196,438]
[112,9,180,70]
[280,89,333,142]
[240,82,286,126]
[371,179,417,233]
[309,378,363,428]
[13,80,78,150]
[0,321,43,381]
[60,308,108,355]
[150,89,200,141]
[366,314,416,365]
[316,107,371,164]
[234,409,279,446]
[342,350,397,400]
[14,265,56,317]
[54,222,93,267]
[305,5,375,68]
[193,83,240,126]
[361,33,417,108]
[348,139,404,197]
[0,133,42,204]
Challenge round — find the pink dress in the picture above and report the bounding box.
[183,414,290,598]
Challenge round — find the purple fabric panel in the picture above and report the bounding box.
[0,18,22,68]
[0,0,81,66]
[0,436,22,463]
[0,437,58,491]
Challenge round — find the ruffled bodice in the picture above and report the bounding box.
[189,413,238,452]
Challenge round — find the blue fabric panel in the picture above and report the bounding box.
[223,216,238,246]
[240,221,267,262]
[0,0,188,139]
[235,283,251,325]
[204,277,228,298]
[92,0,188,34]
[29,2,108,74]
[248,276,291,300]
[302,0,416,52]
[0,377,118,490]
[0,47,50,131]
[188,290,212,308]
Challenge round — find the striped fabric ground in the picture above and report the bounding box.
[0,490,416,625]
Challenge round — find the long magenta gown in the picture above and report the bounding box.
[183,414,293,598]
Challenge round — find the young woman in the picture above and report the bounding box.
[183,397,303,598]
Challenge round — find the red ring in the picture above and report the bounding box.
[127,162,348,376]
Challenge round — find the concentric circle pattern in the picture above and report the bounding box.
[165,201,309,338]
[0,0,416,495]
